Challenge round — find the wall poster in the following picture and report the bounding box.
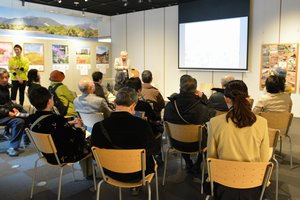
[96,46,109,74]
[0,42,12,69]
[260,43,298,92]
[52,44,69,73]
[76,46,91,75]
[24,43,44,71]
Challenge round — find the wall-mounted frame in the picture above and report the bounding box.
[0,42,12,67]
[260,43,298,93]
[52,44,69,64]
[24,43,44,71]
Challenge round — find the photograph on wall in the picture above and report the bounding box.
[76,47,91,64]
[260,43,298,93]
[96,46,109,64]
[24,43,44,71]
[52,44,69,64]
[0,42,12,67]
[0,6,98,40]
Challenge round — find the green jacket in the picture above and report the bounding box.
[50,82,77,117]
[8,56,30,81]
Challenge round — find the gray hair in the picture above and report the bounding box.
[0,68,9,76]
[221,75,235,87]
[78,77,93,94]
[115,87,138,106]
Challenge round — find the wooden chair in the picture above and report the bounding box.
[207,158,273,200]
[259,112,294,168]
[162,122,206,193]
[268,128,280,200]
[91,147,159,200]
[77,112,104,133]
[25,128,96,200]
[215,110,227,116]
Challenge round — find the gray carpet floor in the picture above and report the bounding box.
[0,118,300,200]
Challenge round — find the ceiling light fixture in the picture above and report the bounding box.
[58,0,62,3]
[74,1,79,6]
[148,0,151,3]
[82,8,86,17]
[122,0,128,7]
[138,0,143,3]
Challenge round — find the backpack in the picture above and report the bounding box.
[48,83,69,116]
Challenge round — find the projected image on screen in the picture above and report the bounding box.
[179,17,248,70]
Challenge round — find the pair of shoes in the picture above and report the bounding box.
[6,148,19,157]
[130,187,141,196]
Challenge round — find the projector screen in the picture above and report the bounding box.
[179,16,249,71]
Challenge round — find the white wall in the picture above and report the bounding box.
[111,0,300,117]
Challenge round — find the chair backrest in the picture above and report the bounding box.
[207,158,273,189]
[91,147,146,183]
[164,121,204,143]
[268,128,280,159]
[259,112,293,137]
[78,112,104,130]
[215,110,227,116]
[25,128,61,164]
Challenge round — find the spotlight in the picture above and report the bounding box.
[124,2,128,6]
[138,0,143,3]
[58,0,62,3]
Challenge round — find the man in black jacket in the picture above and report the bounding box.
[164,74,216,172]
[0,68,25,157]
[91,87,155,182]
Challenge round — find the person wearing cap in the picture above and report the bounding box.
[272,65,292,93]
[8,44,30,105]
[49,70,77,116]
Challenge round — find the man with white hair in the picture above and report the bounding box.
[208,75,235,111]
[114,51,131,78]
[74,77,112,121]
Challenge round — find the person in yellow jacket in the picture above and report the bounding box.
[8,44,30,105]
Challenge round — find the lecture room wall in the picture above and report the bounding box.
[111,0,300,117]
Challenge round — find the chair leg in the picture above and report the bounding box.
[201,153,205,194]
[279,136,283,155]
[91,160,96,191]
[96,180,104,200]
[71,164,75,181]
[57,167,64,200]
[147,182,151,200]
[162,148,170,186]
[155,170,159,200]
[273,156,279,200]
[119,187,122,200]
[30,159,39,199]
[287,135,293,169]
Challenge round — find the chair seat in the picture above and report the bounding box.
[106,172,155,188]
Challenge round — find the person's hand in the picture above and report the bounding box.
[68,118,83,128]
[195,90,203,97]
[16,75,23,84]
[10,66,17,70]
[8,108,19,117]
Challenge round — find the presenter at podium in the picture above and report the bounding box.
[114,51,131,79]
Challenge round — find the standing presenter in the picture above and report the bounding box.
[114,51,131,91]
[8,44,30,106]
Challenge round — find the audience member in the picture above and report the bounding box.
[0,68,26,157]
[48,70,77,116]
[207,80,269,199]
[28,87,92,178]
[8,44,30,105]
[208,75,234,111]
[27,69,41,96]
[253,75,292,114]
[164,74,215,173]
[141,70,165,118]
[74,77,112,130]
[91,87,155,182]
[114,70,127,92]
[272,65,292,93]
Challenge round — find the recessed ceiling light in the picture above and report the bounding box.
[74,1,79,6]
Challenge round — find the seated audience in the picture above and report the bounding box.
[207,80,269,199]
[253,75,292,114]
[91,87,155,182]
[48,70,77,116]
[0,68,26,156]
[26,69,41,96]
[164,74,215,173]
[208,75,234,111]
[272,65,292,93]
[141,70,165,118]
[114,70,127,92]
[74,77,112,128]
[27,87,92,178]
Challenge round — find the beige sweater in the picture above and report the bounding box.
[207,114,269,162]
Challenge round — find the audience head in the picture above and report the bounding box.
[224,80,256,128]
[272,65,287,78]
[266,75,285,93]
[115,87,138,113]
[29,87,53,111]
[180,74,197,93]
[0,68,9,86]
[92,71,103,83]
[120,51,128,61]
[221,75,235,88]
[142,70,153,83]
[49,70,65,82]
[27,69,40,83]
[78,77,95,94]
[125,77,142,93]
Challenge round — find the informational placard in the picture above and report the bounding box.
[96,46,109,74]
[24,43,44,71]
[260,43,298,92]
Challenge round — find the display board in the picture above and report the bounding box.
[260,43,298,92]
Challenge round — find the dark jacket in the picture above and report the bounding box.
[27,111,89,164]
[208,90,229,111]
[0,84,22,118]
[91,111,155,182]
[94,82,105,99]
